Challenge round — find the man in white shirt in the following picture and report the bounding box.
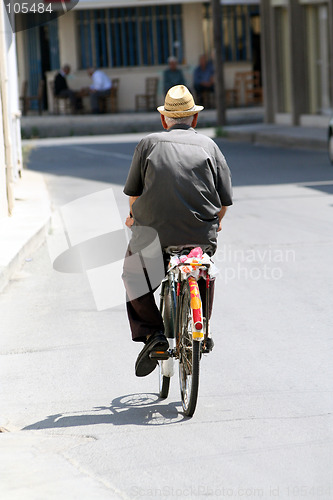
[87,68,112,113]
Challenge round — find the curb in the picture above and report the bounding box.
[0,170,51,294]
[224,126,327,151]
[0,219,50,294]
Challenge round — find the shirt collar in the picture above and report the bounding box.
[167,124,195,132]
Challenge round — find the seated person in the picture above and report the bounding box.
[87,68,112,114]
[193,54,214,103]
[163,56,186,95]
[54,64,82,112]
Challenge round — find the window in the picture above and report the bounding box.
[203,3,260,63]
[77,5,183,69]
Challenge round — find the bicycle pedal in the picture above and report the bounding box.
[149,350,170,360]
[201,338,214,354]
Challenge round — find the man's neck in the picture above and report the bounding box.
[167,124,193,131]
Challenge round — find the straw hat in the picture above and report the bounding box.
[157,85,204,118]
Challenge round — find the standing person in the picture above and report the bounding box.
[193,54,215,102]
[163,56,186,95]
[54,64,81,112]
[122,85,233,377]
[87,68,112,114]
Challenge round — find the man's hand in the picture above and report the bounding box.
[217,206,228,232]
[125,215,134,228]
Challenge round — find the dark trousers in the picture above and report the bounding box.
[194,84,215,108]
[123,251,215,343]
[90,89,111,113]
[57,89,82,112]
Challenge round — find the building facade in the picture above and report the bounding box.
[15,0,261,112]
[261,0,333,126]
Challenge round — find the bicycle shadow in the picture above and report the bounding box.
[22,393,187,430]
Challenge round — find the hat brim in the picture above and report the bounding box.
[157,104,204,118]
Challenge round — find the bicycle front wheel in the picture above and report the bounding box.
[178,281,201,417]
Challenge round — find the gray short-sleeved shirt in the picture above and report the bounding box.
[123,124,233,253]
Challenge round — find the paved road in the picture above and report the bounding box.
[1,137,333,499]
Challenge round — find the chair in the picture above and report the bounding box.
[200,89,215,109]
[225,72,244,108]
[244,71,263,105]
[49,81,71,115]
[135,77,159,111]
[20,80,44,115]
[99,78,119,113]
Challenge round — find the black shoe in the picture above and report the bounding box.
[135,331,169,377]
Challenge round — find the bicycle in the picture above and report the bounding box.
[152,247,215,417]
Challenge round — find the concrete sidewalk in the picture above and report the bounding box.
[224,122,329,151]
[0,170,51,294]
[21,106,330,151]
[21,107,264,138]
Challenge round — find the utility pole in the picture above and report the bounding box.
[212,0,226,126]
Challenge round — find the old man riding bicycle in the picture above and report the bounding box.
[123,85,233,378]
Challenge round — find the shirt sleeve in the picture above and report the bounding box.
[123,142,144,196]
[214,147,233,206]
[90,71,101,90]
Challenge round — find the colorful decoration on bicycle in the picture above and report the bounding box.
[168,246,219,280]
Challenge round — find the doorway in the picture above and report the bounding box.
[39,24,51,110]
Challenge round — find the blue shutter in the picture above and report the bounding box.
[27,26,42,109]
[49,19,60,70]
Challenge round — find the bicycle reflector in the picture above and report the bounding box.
[194,321,203,331]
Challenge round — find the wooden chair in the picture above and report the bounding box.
[200,89,215,109]
[244,71,263,105]
[99,78,119,113]
[225,72,244,108]
[110,78,119,113]
[49,81,71,115]
[135,77,159,111]
[20,80,44,115]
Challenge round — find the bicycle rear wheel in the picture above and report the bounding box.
[178,280,201,417]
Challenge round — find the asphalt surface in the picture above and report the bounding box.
[1,137,333,499]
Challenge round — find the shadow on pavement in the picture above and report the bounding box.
[22,393,186,430]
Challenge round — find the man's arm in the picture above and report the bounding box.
[217,206,227,232]
[125,196,139,228]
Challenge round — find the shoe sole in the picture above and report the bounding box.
[135,337,169,377]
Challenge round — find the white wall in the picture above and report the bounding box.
[182,2,205,67]
[0,3,21,217]
[7,32,22,178]
[58,10,79,72]
[0,94,8,219]
[16,29,28,100]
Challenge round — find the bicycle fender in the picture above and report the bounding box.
[188,276,204,340]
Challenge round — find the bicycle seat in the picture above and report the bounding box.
[164,245,214,257]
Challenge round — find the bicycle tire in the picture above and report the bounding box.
[158,281,173,399]
[178,280,201,417]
